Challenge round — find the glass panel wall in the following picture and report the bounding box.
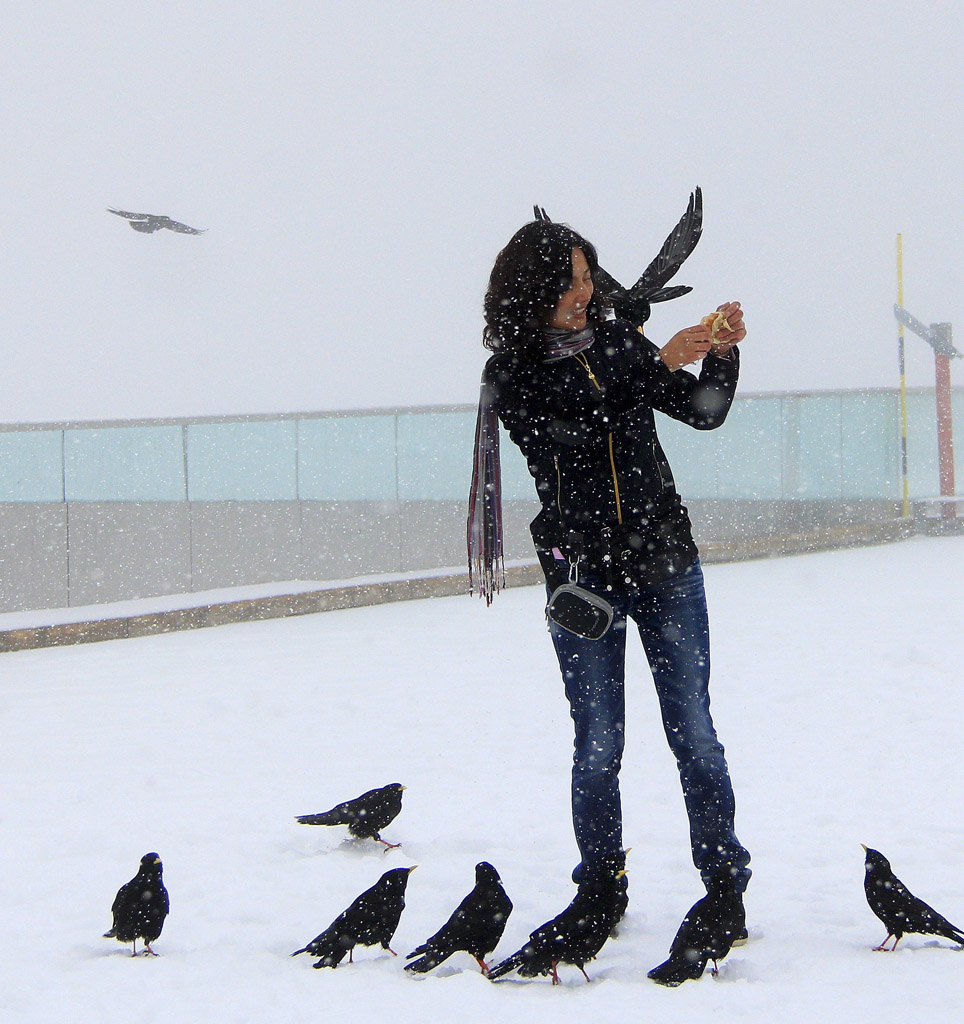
[841,391,900,499]
[0,430,63,501]
[299,415,396,501]
[0,387,953,504]
[396,410,476,501]
[65,426,185,501]
[187,421,297,501]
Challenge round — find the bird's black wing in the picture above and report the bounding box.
[291,921,351,966]
[404,890,479,970]
[164,218,206,235]
[625,186,703,303]
[104,878,133,935]
[903,890,964,944]
[107,207,150,220]
[109,879,132,919]
[869,872,915,929]
[157,881,170,917]
[488,900,591,980]
[297,785,401,834]
[590,262,626,302]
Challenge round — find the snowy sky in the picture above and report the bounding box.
[5,1,964,422]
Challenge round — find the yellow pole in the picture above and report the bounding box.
[897,234,910,517]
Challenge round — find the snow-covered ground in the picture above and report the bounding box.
[2,536,964,1023]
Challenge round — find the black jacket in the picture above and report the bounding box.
[485,318,739,576]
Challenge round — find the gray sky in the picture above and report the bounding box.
[5,0,963,421]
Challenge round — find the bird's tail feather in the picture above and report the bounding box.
[403,953,441,973]
[487,949,526,980]
[295,812,341,826]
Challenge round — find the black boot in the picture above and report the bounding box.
[575,850,628,936]
[708,869,747,946]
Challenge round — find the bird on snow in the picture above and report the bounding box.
[291,866,415,968]
[295,782,405,849]
[647,880,745,986]
[405,861,513,975]
[862,844,964,951]
[487,852,626,984]
[103,852,169,956]
[533,186,702,329]
[107,207,206,234]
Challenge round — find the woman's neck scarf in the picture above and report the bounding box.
[467,326,595,603]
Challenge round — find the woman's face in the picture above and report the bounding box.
[548,247,593,331]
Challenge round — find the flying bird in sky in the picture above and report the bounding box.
[107,207,206,234]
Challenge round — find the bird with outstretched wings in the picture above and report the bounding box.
[107,207,206,234]
[533,187,702,327]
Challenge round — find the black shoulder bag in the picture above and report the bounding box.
[541,535,614,641]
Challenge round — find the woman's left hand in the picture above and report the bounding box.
[710,301,746,355]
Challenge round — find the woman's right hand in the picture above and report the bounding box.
[659,325,713,371]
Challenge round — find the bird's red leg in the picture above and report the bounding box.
[387,946,398,957]
[144,943,157,956]
[377,838,401,852]
[475,956,490,975]
[349,949,354,964]
[579,965,592,983]
[130,940,138,957]
[873,935,897,951]
[551,962,561,985]
[710,959,719,976]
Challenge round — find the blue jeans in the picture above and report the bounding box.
[548,558,750,892]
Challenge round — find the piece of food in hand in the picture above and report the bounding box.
[701,312,733,346]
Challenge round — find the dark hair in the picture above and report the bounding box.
[483,220,609,360]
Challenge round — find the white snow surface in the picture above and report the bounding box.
[2,536,964,1022]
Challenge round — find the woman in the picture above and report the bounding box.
[470,218,751,983]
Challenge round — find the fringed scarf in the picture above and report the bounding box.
[467,326,595,603]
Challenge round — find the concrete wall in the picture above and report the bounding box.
[0,496,904,614]
[0,385,936,615]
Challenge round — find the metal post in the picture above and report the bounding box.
[932,322,956,517]
[896,235,910,517]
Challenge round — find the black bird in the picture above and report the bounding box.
[647,884,744,986]
[291,866,415,968]
[103,852,169,956]
[533,187,702,329]
[862,845,964,951]
[296,783,405,849]
[487,853,626,984]
[107,207,206,234]
[405,861,512,975]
